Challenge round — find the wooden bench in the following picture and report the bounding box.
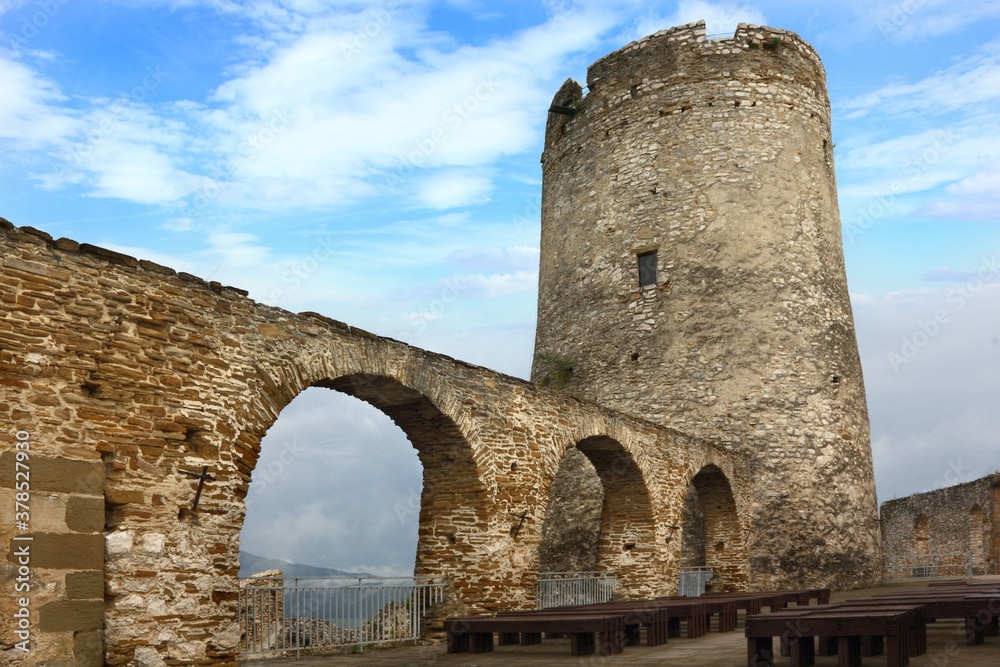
[754,603,926,663]
[746,607,918,667]
[445,613,626,656]
[654,596,739,633]
[701,591,794,617]
[770,588,832,606]
[501,602,670,646]
[863,586,1000,645]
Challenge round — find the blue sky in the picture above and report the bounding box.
[2,0,998,576]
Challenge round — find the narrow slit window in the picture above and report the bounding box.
[638,250,657,287]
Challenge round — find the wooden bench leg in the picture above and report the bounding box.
[861,634,883,656]
[724,606,739,632]
[965,616,985,646]
[747,636,774,667]
[886,634,904,667]
[497,632,519,646]
[520,632,542,646]
[468,631,494,653]
[837,636,862,667]
[787,636,814,667]
[446,630,469,654]
[988,616,1000,637]
[597,629,615,656]
[569,631,595,656]
[647,613,666,646]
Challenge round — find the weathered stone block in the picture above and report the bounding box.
[105,488,144,505]
[0,453,104,494]
[66,570,104,599]
[7,533,103,570]
[75,630,104,667]
[39,599,103,632]
[66,495,104,533]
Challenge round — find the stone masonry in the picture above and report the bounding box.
[532,21,881,590]
[0,221,750,665]
[881,475,1000,576]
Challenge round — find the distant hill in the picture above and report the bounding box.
[238,550,375,579]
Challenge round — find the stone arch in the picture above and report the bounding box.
[679,464,748,592]
[576,435,659,599]
[913,514,930,555]
[238,370,493,597]
[537,447,603,574]
[969,505,986,573]
[537,433,661,600]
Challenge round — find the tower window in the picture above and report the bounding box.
[638,250,657,287]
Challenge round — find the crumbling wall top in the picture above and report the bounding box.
[585,20,826,92]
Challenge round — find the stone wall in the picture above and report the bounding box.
[881,475,999,575]
[532,21,881,589]
[238,570,283,656]
[0,221,751,666]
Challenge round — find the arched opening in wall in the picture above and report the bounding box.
[240,387,422,578]
[679,465,747,592]
[913,515,930,555]
[969,505,985,573]
[537,448,603,574]
[238,374,488,651]
[679,483,705,569]
[537,436,658,600]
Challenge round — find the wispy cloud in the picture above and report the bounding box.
[869,0,1000,43]
[414,170,493,209]
[854,280,1000,499]
[1,2,621,213]
[842,40,1000,118]
[837,39,1000,223]
[0,54,78,147]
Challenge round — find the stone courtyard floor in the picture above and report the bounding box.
[245,577,1000,667]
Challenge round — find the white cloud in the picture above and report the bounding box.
[414,171,493,209]
[842,40,1000,118]
[241,388,423,574]
[947,163,1000,196]
[0,54,78,147]
[854,280,1000,500]
[400,310,443,325]
[445,245,540,272]
[837,40,1000,223]
[157,5,618,210]
[205,231,272,266]
[164,217,196,231]
[452,270,538,298]
[0,3,616,210]
[869,0,1000,43]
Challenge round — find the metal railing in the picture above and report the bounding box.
[884,553,973,581]
[239,576,446,659]
[678,566,714,597]
[536,571,617,609]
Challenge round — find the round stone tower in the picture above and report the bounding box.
[532,21,881,589]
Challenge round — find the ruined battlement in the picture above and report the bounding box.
[545,21,829,154]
